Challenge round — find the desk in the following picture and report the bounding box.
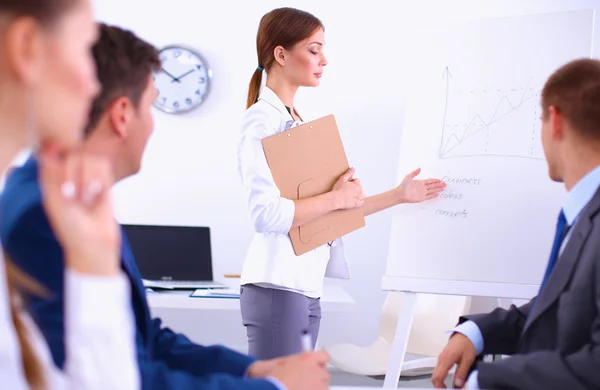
[146,284,356,351]
[147,284,356,312]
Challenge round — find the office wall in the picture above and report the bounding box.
[94,0,600,352]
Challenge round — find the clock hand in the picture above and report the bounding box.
[171,68,196,83]
[161,68,181,83]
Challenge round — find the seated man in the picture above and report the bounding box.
[0,23,329,390]
[432,58,600,390]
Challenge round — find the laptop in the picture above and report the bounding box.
[122,224,227,289]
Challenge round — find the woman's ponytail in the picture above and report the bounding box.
[246,67,263,109]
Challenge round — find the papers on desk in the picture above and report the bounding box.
[190,288,240,299]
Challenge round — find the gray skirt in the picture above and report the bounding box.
[240,283,321,359]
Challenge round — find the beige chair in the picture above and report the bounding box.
[323,291,473,377]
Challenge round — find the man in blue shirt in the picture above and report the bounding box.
[432,59,600,389]
[0,23,329,390]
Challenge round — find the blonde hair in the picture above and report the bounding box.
[4,257,48,389]
[0,0,81,388]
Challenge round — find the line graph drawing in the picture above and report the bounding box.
[438,67,544,160]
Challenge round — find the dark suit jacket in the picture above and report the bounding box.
[459,187,600,389]
[0,157,277,390]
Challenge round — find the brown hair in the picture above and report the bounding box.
[85,23,160,135]
[542,58,600,141]
[246,7,323,109]
[5,260,47,389]
[0,0,79,388]
[0,0,77,26]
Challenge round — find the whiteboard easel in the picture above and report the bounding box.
[379,278,537,388]
[379,7,596,389]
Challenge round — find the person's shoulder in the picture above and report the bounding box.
[0,157,44,239]
[2,156,41,199]
[241,100,283,139]
[244,99,282,121]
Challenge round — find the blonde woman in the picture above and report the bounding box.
[0,0,138,388]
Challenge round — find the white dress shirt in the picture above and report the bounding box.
[454,164,600,389]
[237,86,351,298]
[0,250,139,390]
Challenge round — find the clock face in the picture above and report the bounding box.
[153,45,211,114]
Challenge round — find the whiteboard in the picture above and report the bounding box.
[384,10,595,298]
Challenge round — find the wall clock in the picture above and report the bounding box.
[153,45,212,114]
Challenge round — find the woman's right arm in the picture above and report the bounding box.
[61,265,138,390]
[291,192,339,229]
[291,168,363,228]
[239,110,363,234]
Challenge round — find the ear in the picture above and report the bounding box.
[108,96,134,139]
[548,105,565,141]
[4,17,45,85]
[273,45,286,66]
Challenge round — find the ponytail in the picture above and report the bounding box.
[246,68,263,109]
[249,7,324,109]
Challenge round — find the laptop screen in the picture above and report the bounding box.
[122,224,213,281]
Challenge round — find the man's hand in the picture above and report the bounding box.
[247,358,283,378]
[266,351,330,390]
[432,333,476,388]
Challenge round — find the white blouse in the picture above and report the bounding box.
[0,250,139,390]
[237,87,351,298]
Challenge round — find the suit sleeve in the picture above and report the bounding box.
[139,360,279,390]
[476,255,600,390]
[149,317,256,377]
[4,205,141,389]
[2,204,68,368]
[459,299,535,356]
[477,343,600,389]
[5,207,279,390]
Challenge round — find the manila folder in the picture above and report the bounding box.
[261,114,366,256]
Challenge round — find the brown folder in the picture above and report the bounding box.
[261,114,366,256]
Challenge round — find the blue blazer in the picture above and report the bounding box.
[0,157,277,390]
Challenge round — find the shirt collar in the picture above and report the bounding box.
[563,164,600,225]
[258,87,293,120]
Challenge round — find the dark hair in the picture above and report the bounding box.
[85,23,160,135]
[542,58,600,141]
[0,0,78,25]
[246,7,323,109]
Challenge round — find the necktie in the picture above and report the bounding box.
[539,210,569,291]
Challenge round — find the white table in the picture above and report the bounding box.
[146,284,356,351]
[147,284,356,312]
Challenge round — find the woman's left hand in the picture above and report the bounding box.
[396,168,446,203]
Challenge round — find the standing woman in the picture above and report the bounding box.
[238,7,446,360]
[0,0,138,389]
